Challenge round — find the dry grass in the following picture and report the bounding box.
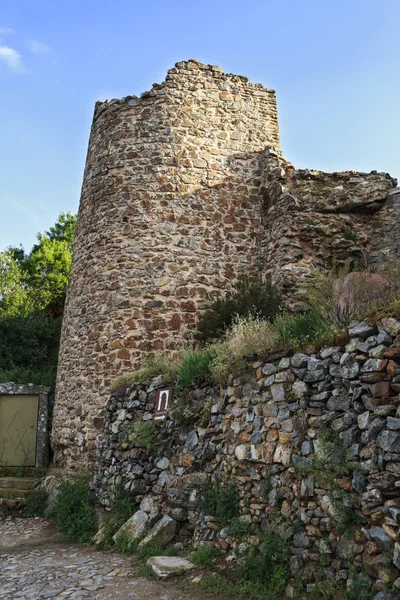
[306,259,400,325]
[210,315,277,384]
[111,353,178,391]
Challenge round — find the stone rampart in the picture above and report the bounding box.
[94,318,400,595]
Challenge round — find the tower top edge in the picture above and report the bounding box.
[94,59,277,114]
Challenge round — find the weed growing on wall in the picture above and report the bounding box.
[46,478,97,542]
[198,481,241,527]
[170,391,213,430]
[274,311,332,347]
[128,420,159,450]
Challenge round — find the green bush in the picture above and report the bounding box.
[25,488,48,517]
[228,518,252,538]
[46,478,97,542]
[237,532,290,600]
[190,544,218,566]
[198,482,240,527]
[99,487,136,548]
[196,276,282,343]
[177,348,216,387]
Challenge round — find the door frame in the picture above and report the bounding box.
[0,383,50,468]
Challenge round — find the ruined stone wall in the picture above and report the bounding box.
[94,318,400,596]
[257,149,397,300]
[53,60,280,467]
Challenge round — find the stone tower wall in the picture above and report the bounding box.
[53,60,280,467]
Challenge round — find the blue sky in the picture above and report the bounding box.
[0,0,399,251]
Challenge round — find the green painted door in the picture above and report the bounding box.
[0,395,39,466]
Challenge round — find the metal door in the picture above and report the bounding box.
[0,395,39,466]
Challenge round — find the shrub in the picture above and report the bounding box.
[190,544,218,566]
[99,486,136,548]
[196,275,282,343]
[25,488,47,517]
[198,482,241,527]
[228,518,252,537]
[237,532,290,600]
[46,478,97,542]
[177,348,216,387]
[128,420,159,450]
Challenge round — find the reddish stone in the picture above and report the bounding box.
[370,381,391,398]
[116,349,130,359]
[169,314,181,330]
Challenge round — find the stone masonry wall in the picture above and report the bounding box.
[53,60,280,468]
[257,149,398,299]
[94,318,400,596]
[54,59,399,470]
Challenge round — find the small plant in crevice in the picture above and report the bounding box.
[170,391,213,430]
[128,419,159,450]
[329,492,366,535]
[98,486,137,548]
[46,478,97,543]
[198,481,241,528]
[228,518,253,538]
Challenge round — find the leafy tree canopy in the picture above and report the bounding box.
[0,212,77,318]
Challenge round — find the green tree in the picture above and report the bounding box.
[0,251,31,317]
[0,212,76,318]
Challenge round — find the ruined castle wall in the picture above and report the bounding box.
[257,150,397,299]
[53,60,280,468]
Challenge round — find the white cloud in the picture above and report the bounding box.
[27,39,51,54]
[0,27,14,35]
[0,46,25,73]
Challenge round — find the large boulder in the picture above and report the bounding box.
[113,509,149,544]
[147,556,194,579]
[139,514,177,547]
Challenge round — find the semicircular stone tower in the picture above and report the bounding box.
[53,59,281,468]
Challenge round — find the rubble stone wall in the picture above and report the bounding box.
[94,318,400,594]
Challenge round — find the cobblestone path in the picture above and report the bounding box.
[0,517,209,600]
